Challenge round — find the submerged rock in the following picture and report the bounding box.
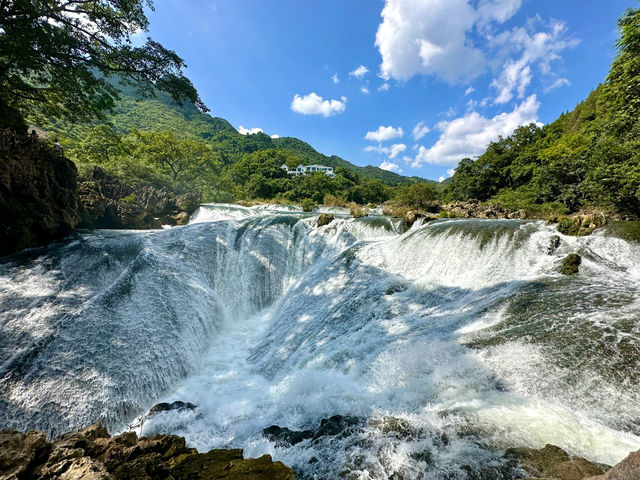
[0,422,295,480]
[505,444,609,480]
[148,400,197,416]
[313,415,362,440]
[317,213,335,227]
[548,235,562,255]
[263,425,314,446]
[560,253,582,275]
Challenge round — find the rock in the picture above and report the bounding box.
[77,166,201,229]
[0,423,295,480]
[560,253,582,275]
[585,449,640,480]
[0,129,78,256]
[263,425,314,446]
[313,415,361,440]
[148,401,197,416]
[557,214,607,236]
[505,444,609,480]
[317,213,335,227]
[548,235,562,255]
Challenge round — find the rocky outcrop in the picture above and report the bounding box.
[317,213,335,227]
[0,129,78,256]
[78,166,200,229]
[505,444,609,480]
[442,200,527,220]
[586,449,640,480]
[0,423,294,480]
[148,401,197,416]
[263,415,364,448]
[557,214,607,236]
[560,253,582,275]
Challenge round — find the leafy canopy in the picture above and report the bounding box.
[0,0,206,125]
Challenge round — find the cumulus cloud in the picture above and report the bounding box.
[465,86,475,96]
[544,77,571,93]
[291,93,347,117]
[447,168,456,176]
[378,82,390,91]
[361,86,370,94]
[412,94,540,167]
[238,126,263,135]
[412,121,430,140]
[350,65,369,79]
[365,125,404,142]
[490,21,578,103]
[332,73,339,83]
[439,176,446,182]
[375,0,522,83]
[380,161,403,173]
[271,134,280,139]
[365,143,407,159]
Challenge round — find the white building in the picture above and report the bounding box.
[281,164,335,178]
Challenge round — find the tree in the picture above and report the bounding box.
[0,0,206,127]
[74,124,128,167]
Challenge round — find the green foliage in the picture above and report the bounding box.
[443,7,640,218]
[0,0,205,127]
[301,198,315,212]
[122,193,137,205]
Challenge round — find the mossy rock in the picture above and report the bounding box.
[317,213,335,227]
[560,254,582,275]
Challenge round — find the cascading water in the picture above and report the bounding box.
[1,204,639,479]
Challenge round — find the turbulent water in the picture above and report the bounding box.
[1,204,640,479]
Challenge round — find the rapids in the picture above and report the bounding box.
[1,203,639,479]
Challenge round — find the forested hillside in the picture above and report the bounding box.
[43,81,429,207]
[443,7,640,218]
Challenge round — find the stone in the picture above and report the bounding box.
[585,449,640,480]
[263,425,314,446]
[148,401,197,416]
[560,254,582,275]
[505,444,609,480]
[548,235,561,255]
[0,430,51,479]
[317,213,335,227]
[313,415,361,440]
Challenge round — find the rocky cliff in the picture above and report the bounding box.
[0,129,78,257]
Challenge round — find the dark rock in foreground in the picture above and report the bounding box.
[587,448,640,480]
[548,235,561,255]
[560,253,582,275]
[0,422,294,480]
[148,401,197,416]
[78,166,200,229]
[263,425,314,446]
[505,444,609,480]
[0,129,78,256]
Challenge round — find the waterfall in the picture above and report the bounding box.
[1,204,639,479]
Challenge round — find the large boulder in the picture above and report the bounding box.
[0,130,78,256]
[505,444,609,480]
[557,214,607,236]
[586,449,640,480]
[317,213,335,228]
[560,253,582,275]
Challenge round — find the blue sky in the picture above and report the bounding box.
[143,0,633,181]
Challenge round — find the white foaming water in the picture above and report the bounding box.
[1,205,639,479]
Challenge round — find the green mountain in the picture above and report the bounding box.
[443,7,640,218]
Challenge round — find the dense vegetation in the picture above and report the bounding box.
[43,81,433,206]
[443,7,640,218]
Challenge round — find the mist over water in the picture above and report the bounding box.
[1,204,639,479]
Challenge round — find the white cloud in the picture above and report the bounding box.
[332,73,339,83]
[439,176,446,182]
[238,126,263,135]
[271,134,280,139]
[465,86,475,96]
[364,143,406,159]
[375,0,522,83]
[412,94,540,166]
[291,93,347,117]
[544,77,571,92]
[412,121,430,140]
[350,65,369,79]
[380,161,403,173]
[379,83,390,92]
[446,168,456,176]
[490,21,577,103]
[361,86,370,94]
[365,125,404,142]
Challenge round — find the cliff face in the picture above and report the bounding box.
[0,129,78,257]
[77,166,201,229]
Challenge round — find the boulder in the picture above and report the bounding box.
[317,213,335,227]
[548,235,562,255]
[560,253,582,275]
[505,444,609,480]
[263,425,314,446]
[557,214,607,236]
[586,449,640,480]
[313,415,361,440]
[148,401,197,416]
[0,129,78,256]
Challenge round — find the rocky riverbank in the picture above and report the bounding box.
[0,423,294,480]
